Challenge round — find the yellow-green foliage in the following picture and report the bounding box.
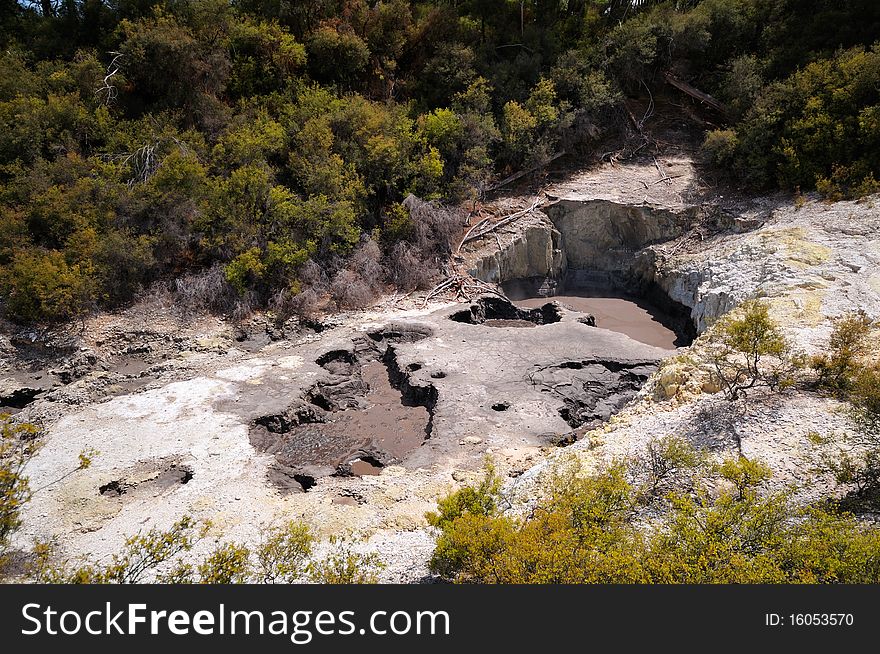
[808,310,880,437]
[705,300,802,400]
[426,462,502,531]
[0,249,96,323]
[851,364,880,437]
[32,516,202,584]
[0,416,40,565]
[634,435,708,498]
[811,311,875,395]
[732,45,880,197]
[428,451,880,584]
[27,515,381,584]
[306,536,383,585]
[702,129,739,166]
[197,543,252,584]
[257,520,314,584]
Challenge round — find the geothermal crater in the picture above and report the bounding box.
[251,327,438,492]
[245,294,672,493]
[466,196,727,340]
[244,198,709,494]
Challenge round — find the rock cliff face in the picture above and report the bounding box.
[648,199,880,336]
[467,199,705,332]
[467,202,686,286]
[650,255,738,333]
[545,199,696,272]
[468,219,567,283]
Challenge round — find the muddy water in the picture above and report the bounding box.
[513,295,679,350]
[274,361,430,477]
[349,459,383,476]
[358,361,430,459]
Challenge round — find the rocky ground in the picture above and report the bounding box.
[4,288,667,581]
[4,155,880,581]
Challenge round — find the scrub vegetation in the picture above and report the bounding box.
[1,0,878,324]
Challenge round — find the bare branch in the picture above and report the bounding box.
[95,52,124,105]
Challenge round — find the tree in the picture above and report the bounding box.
[305,24,370,89]
[705,300,802,400]
[118,11,231,125]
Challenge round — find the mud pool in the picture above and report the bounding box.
[503,281,683,349]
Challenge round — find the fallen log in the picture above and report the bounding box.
[456,217,490,255]
[460,199,543,247]
[662,71,728,116]
[486,151,565,192]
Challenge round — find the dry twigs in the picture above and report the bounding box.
[457,199,543,252]
[421,274,505,308]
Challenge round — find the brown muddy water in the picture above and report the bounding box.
[267,360,430,481]
[511,293,680,350]
[358,361,430,460]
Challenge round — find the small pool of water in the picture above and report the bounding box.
[507,288,682,350]
[268,360,430,481]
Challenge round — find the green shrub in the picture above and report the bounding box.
[224,247,266,295]
[702,129,739,167]
[811,311,874,395]
[306,536,383,584]
[0,416,40,569]
[734,45,880,196]
[0,249,95,323]
[306,26,369,88]
[427,452,880,584]
[851,364,880,437]
[705,300,802,400]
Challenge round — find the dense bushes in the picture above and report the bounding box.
[429,447,880,583]
[1,1,879,325]
[713,45,880,197]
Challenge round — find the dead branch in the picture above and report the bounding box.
[648,173,685,187]
[421,274,506,308]
[95,52,123,105]
[486,151,565,192]
[638,79,655,131]
[662,71,728,116]
[456,217,490,255]
[119,142,159,186]
[460,199,543,247]
[623,100,642,133]
[653,157,670,184]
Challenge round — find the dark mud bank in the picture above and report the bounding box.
[250,325,439,493]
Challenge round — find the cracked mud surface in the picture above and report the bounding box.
[9,294,668,580]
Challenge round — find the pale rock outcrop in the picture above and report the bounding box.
[468,218,566,283]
